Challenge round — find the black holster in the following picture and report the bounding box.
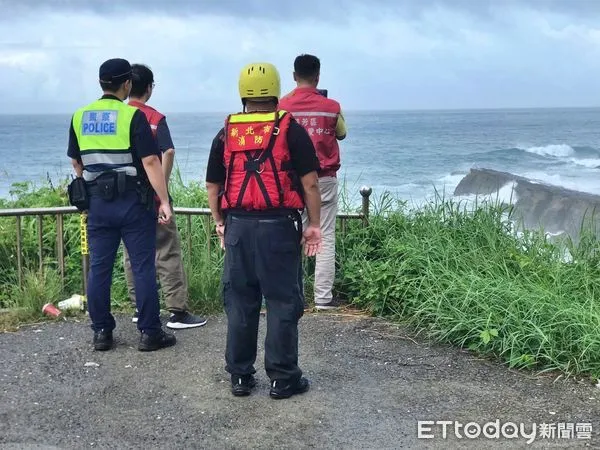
[67,177,89,211]
[137,180,155,211]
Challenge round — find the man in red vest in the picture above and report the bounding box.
[279,54,347,310]
[123,63,207,330]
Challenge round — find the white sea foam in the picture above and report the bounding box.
[568,157,600,169]
[518,144,575,158]
[519,171,600,195]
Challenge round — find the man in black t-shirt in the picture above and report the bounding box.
[206,62,322,399]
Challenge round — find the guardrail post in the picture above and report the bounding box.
[16,216,23,288]
[37,215,43,273]
[56,213,65,290]
[186,215,192,261]
[205,215,211,257]
[360,185,372,226]
[80,213,89,309]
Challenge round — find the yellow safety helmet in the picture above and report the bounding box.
[238,62,281,102]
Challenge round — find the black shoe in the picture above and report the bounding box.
[231,374,257,397]
[138,330,177,351]
[269,377,310,399]
[314,297,345,311]
[166,311,207,330]
[93,329,113,351]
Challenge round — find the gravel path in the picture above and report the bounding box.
[1,311,599,449]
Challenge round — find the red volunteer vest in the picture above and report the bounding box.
[128,100,167,207]
[279,87,341,177]
[128,100,165,139]
[221,110,304,211]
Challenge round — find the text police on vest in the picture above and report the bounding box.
[82,110,118,135]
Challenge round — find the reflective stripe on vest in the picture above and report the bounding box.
[288,111,338,118]
[221,110,304,211]
[278,88,341,175]
[72,98,138,181]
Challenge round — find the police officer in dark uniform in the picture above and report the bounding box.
[206,62,322,398]
[67,58,177,352]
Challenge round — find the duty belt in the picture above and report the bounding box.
[86,173,139,197]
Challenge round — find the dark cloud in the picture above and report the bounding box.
[3,0,600,21]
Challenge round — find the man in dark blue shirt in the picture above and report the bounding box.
[123,63,207,329]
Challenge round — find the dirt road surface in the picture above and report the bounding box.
[1,312,599,449]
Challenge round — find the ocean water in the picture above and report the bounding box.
[2,108,600,206]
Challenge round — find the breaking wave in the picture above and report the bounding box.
[517,144,575,158]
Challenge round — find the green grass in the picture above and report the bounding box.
[3,173,600,380]
[336,192,600,379]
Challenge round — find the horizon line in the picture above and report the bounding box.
[2,105,600,116]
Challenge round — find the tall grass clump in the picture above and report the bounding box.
[336,192,600,378]
[6,267,62,312]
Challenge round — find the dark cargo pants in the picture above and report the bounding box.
[223,212,304,383]
[86,190,162,334]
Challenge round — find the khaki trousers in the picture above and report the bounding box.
[123,215,189,313]
[302,176,338,305]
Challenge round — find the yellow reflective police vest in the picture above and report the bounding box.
[72,98,138,181]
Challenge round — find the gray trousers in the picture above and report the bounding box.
[123,214,190,313]
[302,176,338,305]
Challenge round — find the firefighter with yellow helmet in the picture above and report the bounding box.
[206,62,322,398]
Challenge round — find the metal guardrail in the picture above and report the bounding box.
[0,186,372,290]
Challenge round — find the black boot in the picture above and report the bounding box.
[93,329,113,351]
[269,377,310,399]
[231,374,257,397]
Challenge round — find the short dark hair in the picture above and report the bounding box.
[294,54,320,81]
[99,79,129,94]
[130,64,154,97]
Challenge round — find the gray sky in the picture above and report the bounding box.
[2,0,600,113]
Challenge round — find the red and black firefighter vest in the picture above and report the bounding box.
[221,110,304,211]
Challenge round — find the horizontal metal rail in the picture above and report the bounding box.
[0,206,77,217]
[0,186,372,292]
[0,206,366,218]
